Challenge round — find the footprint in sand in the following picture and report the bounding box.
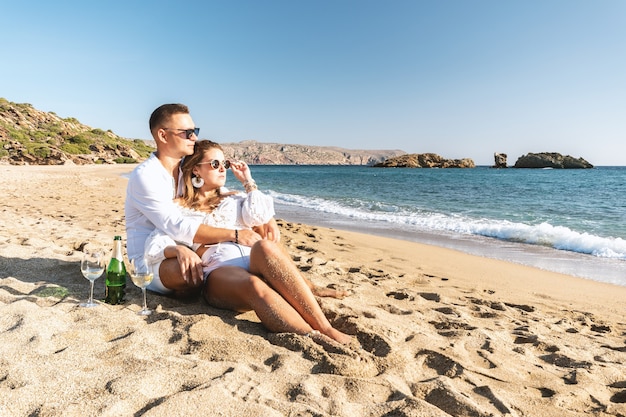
[295,244,316,253]
[414,378,502,417]
[563,369,578,385]
[419,292,441,302]
[503,302,535,312]
[379,303,412,315]
[416,349,464,378]
[434,306,459,317]
[266,332,380,378]
[539,352,592,369]
[428,319,477,337]
[222,367,265,403]
[608,381,626,404]
[512,326,539,345]
[386,290,414,301]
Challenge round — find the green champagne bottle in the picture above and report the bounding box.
[105,235,126,304]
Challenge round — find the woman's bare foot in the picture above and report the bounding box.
[307,330,362,356]
[312,286,351,299]
[322,327,355,345]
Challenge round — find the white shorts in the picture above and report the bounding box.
[144,242,251,295]
[202,242,251,277]
[146,259,174,295]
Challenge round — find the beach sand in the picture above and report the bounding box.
[1,164,625,417]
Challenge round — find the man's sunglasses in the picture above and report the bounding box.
[163,127,200,139]
[197,159,231,170]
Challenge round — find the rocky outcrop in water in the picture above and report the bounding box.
[373,153,475,168]
[493,153,508,168]
[513,153,593,169]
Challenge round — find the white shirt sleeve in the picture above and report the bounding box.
[240,190,275,227]
[144,228,177,266]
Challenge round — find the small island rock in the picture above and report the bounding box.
[373,153,475,168]
[493,153,508,168]
[514,152,593,169]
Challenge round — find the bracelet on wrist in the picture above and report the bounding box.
[243,179,257,192]
[234,229,239,244]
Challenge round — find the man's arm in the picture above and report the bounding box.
[194,224,262,246]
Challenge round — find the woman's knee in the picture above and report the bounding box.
[251,239,283,260]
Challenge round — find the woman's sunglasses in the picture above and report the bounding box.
[197,159,231,170]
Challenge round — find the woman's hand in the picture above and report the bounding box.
[229,160,252,184]
[254,218,281,242]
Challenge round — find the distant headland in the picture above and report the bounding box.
[0,98,593,168]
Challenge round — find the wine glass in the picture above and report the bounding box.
[80,249,105,307]
[128,258,154,315]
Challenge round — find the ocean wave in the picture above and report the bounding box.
[270,191,626,260]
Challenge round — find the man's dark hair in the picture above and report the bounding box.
[149,103,189,133]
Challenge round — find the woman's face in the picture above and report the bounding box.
[193,148,228,190]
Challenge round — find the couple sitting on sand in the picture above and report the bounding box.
[125,103,352,345]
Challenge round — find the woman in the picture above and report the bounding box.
[145,140,352,345]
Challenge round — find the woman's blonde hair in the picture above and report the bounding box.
[178,140,226,211]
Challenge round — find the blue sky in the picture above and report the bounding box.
[2,0,625,165]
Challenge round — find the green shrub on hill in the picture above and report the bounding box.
[0,98,154,164]
[131,138,154,154]
[25,143,51,159]
[61,133,92,154]
[114,157,138,164]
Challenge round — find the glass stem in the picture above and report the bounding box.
[142,288,147,310]
[89,281,95,304]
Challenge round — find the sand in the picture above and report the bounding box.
[0,164,625,417]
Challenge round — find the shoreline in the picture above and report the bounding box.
[276,202,626,288]
[1,164,625,416]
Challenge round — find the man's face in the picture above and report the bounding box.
[160,113,198,157]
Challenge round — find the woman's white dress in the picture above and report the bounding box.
[144,189,275,288]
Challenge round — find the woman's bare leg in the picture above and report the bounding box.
[248,240,353,344]
[274,241,350,299]
[204,266,314,335]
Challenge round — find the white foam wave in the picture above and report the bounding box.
[271,191,626,260]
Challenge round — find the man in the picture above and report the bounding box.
[125,103,280,295]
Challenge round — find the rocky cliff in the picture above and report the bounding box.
[373,153,475,168]
[220,140,405,165]
[0,98,405,166]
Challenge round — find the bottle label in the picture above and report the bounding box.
[104,285,125,305]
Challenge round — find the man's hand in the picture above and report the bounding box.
[173,245,204,286]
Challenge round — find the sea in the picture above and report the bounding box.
[224,165,626,288]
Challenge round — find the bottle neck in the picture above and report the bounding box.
[112,240,123,261]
